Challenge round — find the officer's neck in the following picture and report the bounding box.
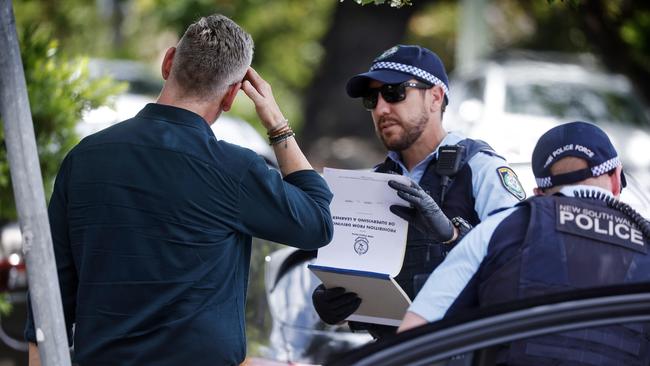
[400,126,447,171]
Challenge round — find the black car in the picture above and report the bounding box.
[328,283,650,366]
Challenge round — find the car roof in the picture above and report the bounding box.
[328,282,650,366]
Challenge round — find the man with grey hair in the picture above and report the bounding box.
[25,14,333,366]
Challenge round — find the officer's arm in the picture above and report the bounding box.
[469,153,525,220]
[398,311,427,333]
[403,208,516,325]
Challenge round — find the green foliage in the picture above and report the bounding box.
[0,26,125,221]
[603,2,650,76]
[0,294,12,316]
[344,0,413,7]
[12,0,111,56]
[547,0,583,7]
[405,1,458,70]
[140,0,335,133]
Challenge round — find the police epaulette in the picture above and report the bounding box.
[574,189,650,239]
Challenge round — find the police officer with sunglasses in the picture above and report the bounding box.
[312,45,525,339]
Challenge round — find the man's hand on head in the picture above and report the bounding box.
[241,67,286,131]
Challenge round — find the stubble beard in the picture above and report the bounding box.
[378,108,429,152]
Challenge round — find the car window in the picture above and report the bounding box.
[505,82,649,127]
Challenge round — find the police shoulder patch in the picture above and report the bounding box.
[497,166,526,201]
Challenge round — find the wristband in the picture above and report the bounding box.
[269,131,295,146]
[267,118,289,135]
[268,119,294,146]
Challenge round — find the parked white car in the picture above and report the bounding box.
[445,53,650,214]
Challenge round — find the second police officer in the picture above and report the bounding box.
[312,45,525,339]
[400,121,650,365]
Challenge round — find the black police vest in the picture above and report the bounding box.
[375,138,496,299]
[480,195,650,366]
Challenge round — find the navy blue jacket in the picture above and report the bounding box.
[410,186,650,365]
[25,104,333,366]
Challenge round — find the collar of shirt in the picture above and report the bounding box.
[137,103,215,137]
[386,132,464,183]
[558,184,614,200]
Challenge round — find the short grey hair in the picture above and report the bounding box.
[172,14,253,99]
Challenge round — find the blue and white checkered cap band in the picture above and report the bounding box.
[591,156,621,176]
[370,61,450,98]
[535,156,621,188]
[535,177,553,188]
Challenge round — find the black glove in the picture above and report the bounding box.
[388,179,454,242]
[312,284,361,325]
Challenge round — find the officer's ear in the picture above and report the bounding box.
[428,85,445,113]
[609,166,623,198]
[533,187,546,196]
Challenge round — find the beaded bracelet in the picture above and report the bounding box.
[267,118,290,135]
[268,118,294,146]
[269,125,292,139]
[269,131,295,146]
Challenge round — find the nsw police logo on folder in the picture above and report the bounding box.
[354,236,369,255]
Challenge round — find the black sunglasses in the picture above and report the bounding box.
[362,81,432,110]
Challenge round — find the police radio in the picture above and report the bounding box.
[436,145,465,205]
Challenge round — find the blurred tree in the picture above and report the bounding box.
[404,1,457,82]
[483,0,650,106]
[301,0,434,169]
[13,0,111,56]
[574,0,650,103]
[343,0,413,6]
[0,26,124,222]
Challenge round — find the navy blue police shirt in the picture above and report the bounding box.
[24,103,334,366]
[411,185,650,366]
[409,185,648,321]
